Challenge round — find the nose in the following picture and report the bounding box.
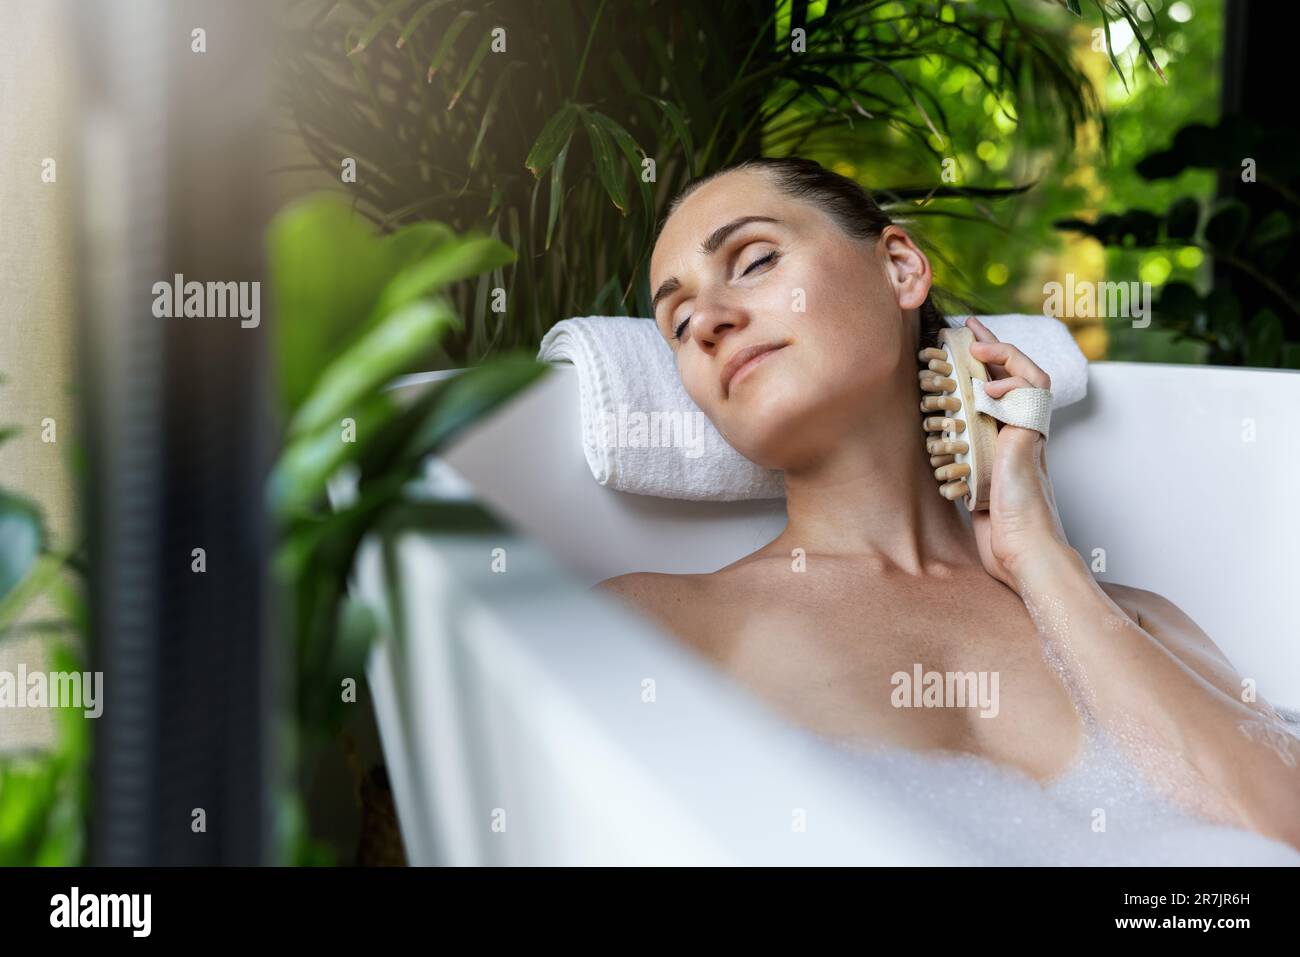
[691,298,750,353]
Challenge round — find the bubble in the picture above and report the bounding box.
[807,726,1300,865]
[1020,588,1098,722]
[785,588,1300,864]
[1016,586,1256,835]
[1238,718,1300,768]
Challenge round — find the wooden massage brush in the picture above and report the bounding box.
[917,324,1055,511]
[918,326,1001,511]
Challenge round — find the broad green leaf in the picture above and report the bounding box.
[384,219,456,261]
[333,596,377,673]
[546,140,571,251]
[269,198,387,411]
[0,553,63,635]
[595,112,651,222]
[270,198,423,412]
[290,298,458,440]
[0,491,44,604]
[642,95,695,178]
[352,376,454,482]
[525,103,578,178]
[581,108,628,215]
[593,112,653,289]
[398,353,549,463]
[43,574,87,636]
[375,235,516,316]
[269,393,398,518]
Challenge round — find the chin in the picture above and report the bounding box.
[721,388,823,470]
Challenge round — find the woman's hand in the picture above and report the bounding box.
[963,316,1073,593]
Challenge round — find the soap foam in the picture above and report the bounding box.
[1009,585,1299,850]
[810,721,1300,866]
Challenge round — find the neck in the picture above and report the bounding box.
[773,375,982,576]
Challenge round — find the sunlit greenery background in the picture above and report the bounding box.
[274,0,1275,371]
[797,0,1226,363]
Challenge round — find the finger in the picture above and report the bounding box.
[968,340,1051,390]
[981,374,1035,399]
[963,317,1009,379]
[964,315,999,344]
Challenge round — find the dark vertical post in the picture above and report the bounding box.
[77,0,274,865]
[1218,0,1295,348]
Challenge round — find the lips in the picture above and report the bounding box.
[721,341,788,397]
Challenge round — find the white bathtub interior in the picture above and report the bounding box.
[353,361,1300,864]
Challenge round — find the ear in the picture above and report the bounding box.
[878,225,932,311]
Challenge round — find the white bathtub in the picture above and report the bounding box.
[352,361,1300,865]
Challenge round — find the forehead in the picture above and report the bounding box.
[650,169,813,280]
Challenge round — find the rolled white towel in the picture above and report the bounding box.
[537,313,1088,502]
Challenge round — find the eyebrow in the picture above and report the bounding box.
[651,215,780,318]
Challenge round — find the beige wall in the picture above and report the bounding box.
[0,3,78,751]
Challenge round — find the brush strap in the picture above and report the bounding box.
[970,379,1053,439]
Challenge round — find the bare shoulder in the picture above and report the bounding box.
[593,559,774,644]
[1096,581,1149,624]
[1098,581,1235,669]
[593,570,706,611]
[594,552,782,606]
[593,570,717,633]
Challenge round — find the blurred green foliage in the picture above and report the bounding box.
[278,1,1251,366]
[267,195,547,863]
[0,420,90,867]
[1055,114,1300,368]
[278,0,1162,362]
[783,0,1230,364]
[0,643,91,866]
[1063,0,1226,363]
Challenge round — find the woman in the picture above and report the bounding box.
[598,157,1300,853]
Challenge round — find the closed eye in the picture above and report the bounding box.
[672,248,781,342]
[742,249,779,276]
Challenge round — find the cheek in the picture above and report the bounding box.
[791,252,901,379]
[677,351,717,413]
[675,346,793,451]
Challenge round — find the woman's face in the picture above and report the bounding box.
[649,168,933,471]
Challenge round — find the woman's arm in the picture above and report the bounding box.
[957,316,1300,850]
[1016,542,1300,850]
[1100,581,1261,699]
